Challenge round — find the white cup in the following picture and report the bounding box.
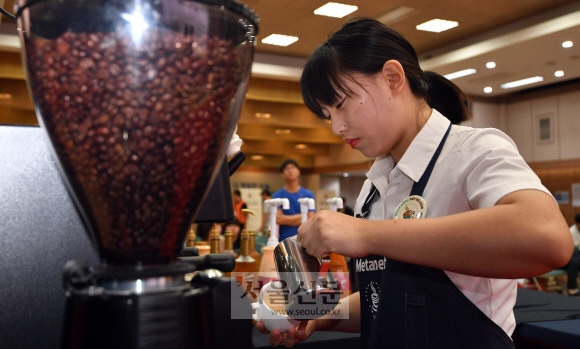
[252,281,300,333]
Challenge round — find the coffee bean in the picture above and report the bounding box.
[25,29,248,265]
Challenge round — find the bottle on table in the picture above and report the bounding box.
[210,227,221,254]
[224,230,239,259]
[249,230,261,270]
[232,231,257,300]
[195,241,210,256]
[185,225,196,248]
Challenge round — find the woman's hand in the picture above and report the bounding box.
[298,210,370,258]
[255,320,317,348]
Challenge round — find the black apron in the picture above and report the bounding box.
[356,123,515,349]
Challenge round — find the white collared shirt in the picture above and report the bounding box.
[355,109,550,336]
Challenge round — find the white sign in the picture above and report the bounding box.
[316,190,336,211]
[240,188,263,231]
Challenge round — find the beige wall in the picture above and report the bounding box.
[463,101,501,129]
[500,90,580,163]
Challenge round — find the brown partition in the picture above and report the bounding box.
[530,159,580,226]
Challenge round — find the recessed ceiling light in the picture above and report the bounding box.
[443,68,477,80]
[262,34,299,47]
[416,19,458,33]
[251,155,264,160]
[0,93,12,99]
[255,113,271,119]
[275,129,291,134]
[314,2,358,18]
[343,173,349,177]
[486,62,496,69]
[295,144,308,149]
[484,87,492,93]
[562,41,573,48]
[500,76,544,89]
[555,70,564,77]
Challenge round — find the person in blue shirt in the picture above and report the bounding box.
[272,159,315,241]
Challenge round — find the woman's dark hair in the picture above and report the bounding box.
[300,18,471,125]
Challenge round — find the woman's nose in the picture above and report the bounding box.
[331,119,347,136]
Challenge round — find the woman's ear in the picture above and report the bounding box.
[381,60,406,95]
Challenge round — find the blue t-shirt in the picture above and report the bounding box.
[271,187,315,241]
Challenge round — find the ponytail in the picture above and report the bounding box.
[423,71,471,125]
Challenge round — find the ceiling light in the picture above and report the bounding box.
[562,41,573,48]
[0,93,12,99]
[343,173,349,177]
[314,2,358,18]
[444,68,477,80]
[255,113,271,119]
[275,129,291,134]
[251,155,264,160]
[555,70,564,77]
[484,87,492,93]
[500,76,544,89]
[486,62,496,69]
[261,34,298,47]
[295,144,308,149]
[416,19,458,33]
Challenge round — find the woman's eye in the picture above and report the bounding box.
[336,98,346,109]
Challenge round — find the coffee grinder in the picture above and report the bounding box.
[4,0,259,347]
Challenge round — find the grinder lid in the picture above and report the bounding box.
[197,0,260,33]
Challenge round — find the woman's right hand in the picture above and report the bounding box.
[255,319,317,347]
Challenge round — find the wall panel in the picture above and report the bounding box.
[506,100,533,161]
[531,96,560,162]
[558,90,580,160]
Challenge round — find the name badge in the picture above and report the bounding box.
[393,195,427,219]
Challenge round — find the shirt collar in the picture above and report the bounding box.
[398,109,451,182]
[366,109,451,183]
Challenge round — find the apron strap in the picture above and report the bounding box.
[409,122,452,197]
[356,184,378,219]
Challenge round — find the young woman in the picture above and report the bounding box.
[256,18,572,348]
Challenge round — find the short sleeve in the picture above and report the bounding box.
[460,129,551,209]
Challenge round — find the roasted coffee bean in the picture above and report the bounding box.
[25,29,248,265]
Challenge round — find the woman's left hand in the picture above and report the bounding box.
[297,210,369,258]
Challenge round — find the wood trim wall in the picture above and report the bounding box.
[528,159,580,171]
[529,160,580,226]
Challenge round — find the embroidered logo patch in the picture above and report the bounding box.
[364,281,380,319]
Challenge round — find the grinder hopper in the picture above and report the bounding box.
[14,0,259,266]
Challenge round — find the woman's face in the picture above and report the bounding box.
[320,73,409,159]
